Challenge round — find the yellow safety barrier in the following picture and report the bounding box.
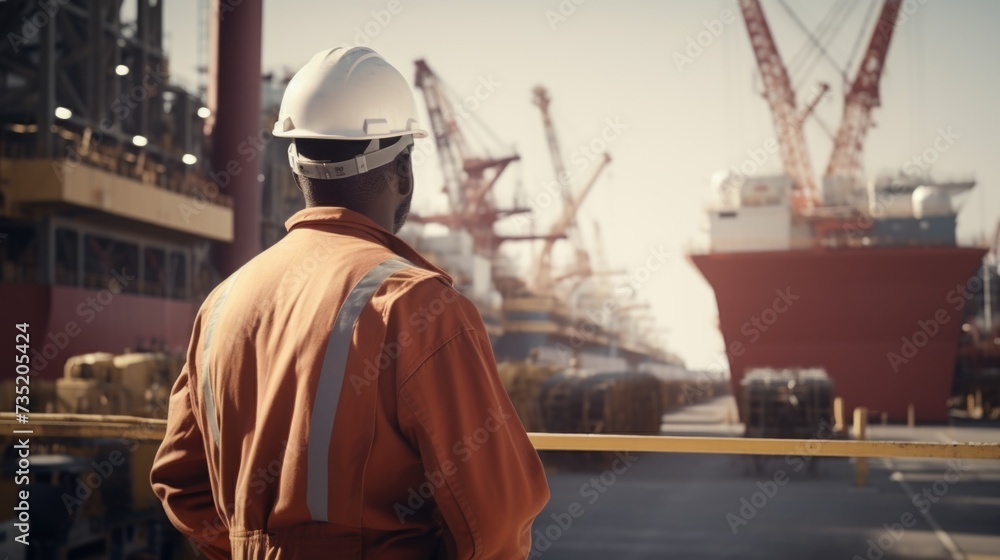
[2,413,1000,460]
[0,413,168,442]
[853,407,869,486]
[528,433,1000,460]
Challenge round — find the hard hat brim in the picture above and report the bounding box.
[272,127,429,140]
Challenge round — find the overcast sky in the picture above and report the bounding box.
[162,0,1000,370]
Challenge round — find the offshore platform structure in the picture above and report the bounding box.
[0,0,265,357]
[0,0,225,306]
[0,0,264,556]
[0,0,263,374]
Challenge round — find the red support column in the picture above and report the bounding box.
[209,0,263,275]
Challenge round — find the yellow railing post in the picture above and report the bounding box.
[833,397,844,432]
[907,404,916,428]
[854,407,868,487]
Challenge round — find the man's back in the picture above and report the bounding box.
[151,207,549,559]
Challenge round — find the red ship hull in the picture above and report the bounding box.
[1,284,197,382]
[691,246,987,422]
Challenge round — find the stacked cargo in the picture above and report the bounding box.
[740,368,834,439]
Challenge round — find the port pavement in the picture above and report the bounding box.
[531,397,1000,559]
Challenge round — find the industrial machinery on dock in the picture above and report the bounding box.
[0,351,185,558]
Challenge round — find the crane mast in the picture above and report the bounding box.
[824,0,903,186]
[532,86,572,203]
[531,85,605,294]
[737,0,819,212]
[533,86,590,269]
[414,59,466,217]
[412,59,524,253]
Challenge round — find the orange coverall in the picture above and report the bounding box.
[150,207,549,559]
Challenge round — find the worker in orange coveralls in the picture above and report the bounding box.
[150,46,549,559]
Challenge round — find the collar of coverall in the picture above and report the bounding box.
[284,206,453,285]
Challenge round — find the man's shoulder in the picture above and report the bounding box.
[381,263,467,313]
[380,264,485,339]
[195,264,248,317]
[384,260,453,291]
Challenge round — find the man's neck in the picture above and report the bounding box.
[304,202,393,233]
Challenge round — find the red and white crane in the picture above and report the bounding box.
[737,0,820,212]
[533,152,610,294]
[824,0,903,186]
[737,0,902,212]
[412,59,524,253]
[530,85,611,294]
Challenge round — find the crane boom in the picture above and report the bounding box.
[824,0,903,184]
[737,0,819,211]
[533,86,571,202]
[412,59,525,252]
[533,153,611,293]
[532,85,595,292]
[534,85,585,256]
[414,59,466,218]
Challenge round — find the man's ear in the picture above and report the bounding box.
[394,154,413,197]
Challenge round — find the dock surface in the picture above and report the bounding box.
[531,397,1000,559]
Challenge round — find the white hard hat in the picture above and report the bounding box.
[274,47,428,180]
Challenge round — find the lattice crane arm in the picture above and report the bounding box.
[413,59,523,253]
[737,0,819,211]
[414,59,468,218]
[824,0,903,184]
[532,153,611,293]
[533,86,571,200]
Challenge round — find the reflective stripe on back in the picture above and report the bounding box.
[307,258,412,521]
[201,267,244,448]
